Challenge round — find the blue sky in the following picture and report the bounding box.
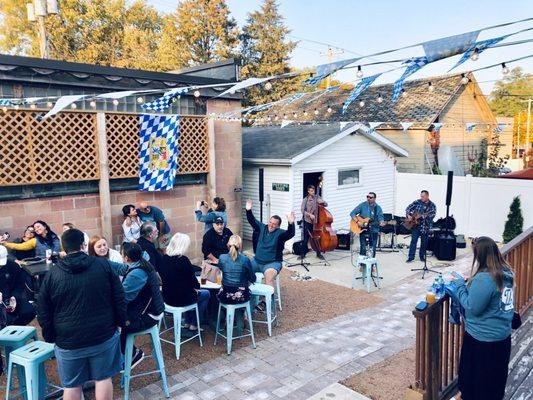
[147,0,533,94]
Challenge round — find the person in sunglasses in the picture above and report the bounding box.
[7,225,36,260]
[350,192,385,257]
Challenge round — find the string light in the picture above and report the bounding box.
[314,109,319,116]
[89,101,97,108]
[303,110,308,117]
[461,74,469,85]
[377,94,383,103]
[264,81,273,90]
[2,106,7,113]
[30,103,36,109]
[70,103,77,109]
[356,65,363,78]
[193,90,201,98]
[501,62,509,75]
[359,100,365,107]
[470,48,479,61]
[14,105,19,110]
[47,101,53,108]
[274,115,279,121]
[136,97,144,103]
[112,99,119,106]
[428,82,434,92]
[327,106,332,113]
[401,89,407,98]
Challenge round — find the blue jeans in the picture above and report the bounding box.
[185,289,210,324]
[359,232,378,257]
[408,227,428,260]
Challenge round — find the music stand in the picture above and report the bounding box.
[410,230,439,279]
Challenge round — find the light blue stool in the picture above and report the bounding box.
[214,301,256,355]
[122,325,169,400]
[5,341,61,400]
[352,255,382,293]
[250,283,276,336]
[0,326,38,398]
[255,272,282,311]
[159,303,203,359]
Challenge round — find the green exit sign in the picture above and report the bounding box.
[272,183,289,192]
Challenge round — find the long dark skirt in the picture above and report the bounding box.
[217,286,251,305]
[458,331,511,400]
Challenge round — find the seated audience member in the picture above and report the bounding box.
[119,243,165,367]
[122,204,142,243]
[217,235,256,305]
[159,233,210,331]
[88,236,123,263]
[195,197,228,232]
[137,222,162,271]
[201,217,233,264]
[62,223,90,253]
[137,201,171,251]
[7,225,36,260]
[245,199,295,289]
[0,245,36,325]
[1,220,60,259]
[37,228,126,400]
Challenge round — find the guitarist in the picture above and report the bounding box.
[405,190,437,263]
[300,184,327,259]
[350,192,385,257]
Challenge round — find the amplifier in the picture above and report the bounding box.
[455,234,467,248]
[292,240,307,256]
[336,232,351,250]
[434,232,456,261]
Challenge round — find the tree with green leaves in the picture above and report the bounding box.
[503,196,523,243]
[156,0,239,71]
[489,67,533,117]
[0,0,163,69]
[240,0,297,105]
[469,132,509,177]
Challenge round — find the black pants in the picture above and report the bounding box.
[303,221,320,257]
[120,314,158,353]
[458,331,511,400]
[6,298,36,326]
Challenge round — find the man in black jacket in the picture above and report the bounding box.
[137,222,163,271]
[37,229,126,400]
[201,216,233,263]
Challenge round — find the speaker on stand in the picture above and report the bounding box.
[258,168,264,223]
[434,171,456,261]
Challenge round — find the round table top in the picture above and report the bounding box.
[197,276,221,290]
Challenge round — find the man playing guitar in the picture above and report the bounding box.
[300,184,327,259]
[350,192,385,257]
[405,190,437,262]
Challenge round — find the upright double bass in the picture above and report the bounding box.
[310,177,338,253]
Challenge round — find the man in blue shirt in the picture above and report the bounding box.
[350,192,385,257]
[137,201,171,251]
[405,190,437,262]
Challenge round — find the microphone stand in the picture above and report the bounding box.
[285,221,310,271]
[411,229,439,279]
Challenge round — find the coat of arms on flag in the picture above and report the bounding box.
[139,114,180,191]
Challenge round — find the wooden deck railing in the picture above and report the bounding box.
[411,226,533,400]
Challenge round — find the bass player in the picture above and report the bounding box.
[405,190,437,263]
[350,192,385,257]
[300,185,327,260]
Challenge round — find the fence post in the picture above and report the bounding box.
[96,112,113,242]
[207,117,217,199]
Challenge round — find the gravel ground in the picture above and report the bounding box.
[1,269,382,399]
[342,347,416,400]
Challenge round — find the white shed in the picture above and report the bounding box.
[242,122,409,245]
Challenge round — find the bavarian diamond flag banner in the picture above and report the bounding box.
[139,114,180,191]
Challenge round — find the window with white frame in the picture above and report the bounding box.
[338,168,360,186]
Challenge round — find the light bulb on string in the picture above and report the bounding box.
[461,74,469,85]
[327,106,332,113]
[112,99,119,106]
[70,103,77,109]
[470,48,479,61]
[136,97,144,104]
[303,110,308,117]
[30,103,36,109]
[2,106,7,113]
[501,63,509,75]
[293,112,298,119]
[14,104,19,110]
[47,101,53,108]
[359,100,365,107]
[377,94,383,103]
[428,82,434,92]
[356,65,363,78]
[401,89,407,98]
[314,109,319,116]
[264,81,273,90]
[90,101,97,108]
[274,115,279,121]
[193,90,201,98]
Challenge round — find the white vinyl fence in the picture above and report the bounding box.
[395,173,533,242]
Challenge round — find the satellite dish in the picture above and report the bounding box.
[438,146,464,176]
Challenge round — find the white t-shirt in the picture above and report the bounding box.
[108,248,123,263]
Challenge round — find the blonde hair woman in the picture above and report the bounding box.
[158,233,210,331]
[217,235,256,304]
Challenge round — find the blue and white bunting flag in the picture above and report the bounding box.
[449,36,507,71]
[280,119,294,128]
[285,93,306,105]
[305,57,361,85]
[423,31,480,62]
[493,123,506,133]
[342,74,382,114]
[39,94,88,119]
[431,123,443,132]
[138,114,180,191]
[392,57,428,102]
[368,122,384,132]
[465,123,477,132]
[217,77,272,97]
[400,122,413,133]
[0,99,13,106]
[305,85,340,104]
[141,88,189,112]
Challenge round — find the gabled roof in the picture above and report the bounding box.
[263,73,474,129]
[243,123,408,165]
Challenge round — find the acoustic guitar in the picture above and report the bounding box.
[402,212,428,230]
[350,216,371,234]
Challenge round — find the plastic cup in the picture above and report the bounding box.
[426,291,436,304]
[216,274,222,285]
[200,277,207,285]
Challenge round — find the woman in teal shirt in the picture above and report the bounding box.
[452,237,514,400]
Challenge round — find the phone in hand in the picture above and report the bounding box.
[451,271,464,281]
[0,232,9,242]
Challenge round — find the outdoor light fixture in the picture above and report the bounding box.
[89,101,97,108]
[401,89,407,98]
[461,74,469,85]
[70,103,77,109]
[501,63,509,75]
[136,97,144,103]
[377,94,383,103]
[46,101,53,107]
[264,81,273,90]
[356,65,363,78]
[194,90,201,98]
[327,106,333,113]
[359,100,365,107]
[314,109,319,115]
[112,99,119,106]
[428,82,434,92]
[470,48,479,61]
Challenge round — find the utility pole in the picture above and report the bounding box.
[319,47,344,89]
[26,0,59,59]
[520,99,532,167]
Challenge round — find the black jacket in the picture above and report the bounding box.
[0,259,27,300]
[37,252,126,350]
[124,261,164,322]
[159,255,199,307]
[137,237,162,271]
[201,227,233,259]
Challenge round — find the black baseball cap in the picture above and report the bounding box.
[214,216,224,224]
